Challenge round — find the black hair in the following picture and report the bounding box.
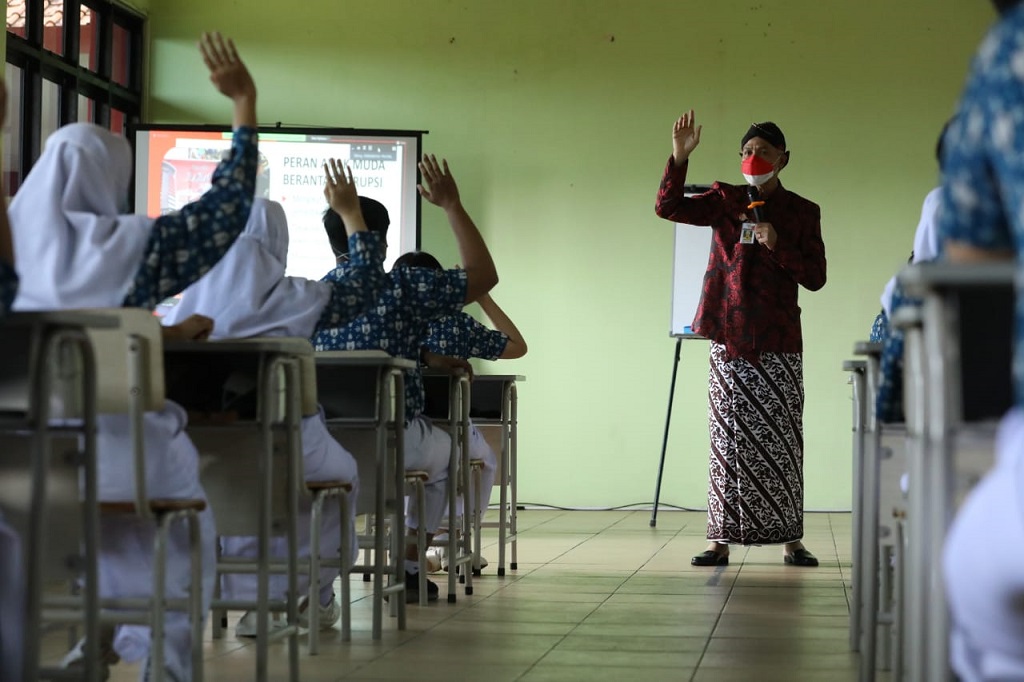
[322,197,391,257]
[936,117,958,170]
[393,250,444,271]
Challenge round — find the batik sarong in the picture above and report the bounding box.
[706,342,805,545]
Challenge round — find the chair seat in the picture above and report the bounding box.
[98,498,207,515]
[404,470,429,482]
[306,480,353,493]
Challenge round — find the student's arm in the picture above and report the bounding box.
[478,293,527,359]
[420,349,474,379]
[123,33,258,309]
[199,31,257,130]
[162,314,214,341]
[314,160,388,330]
[418,155,497,302]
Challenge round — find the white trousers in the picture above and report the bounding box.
[943,407,1024,681]
[220,408,359,606]
[453,422,497,521]
[403,416,452,533]
[98,402,216,682]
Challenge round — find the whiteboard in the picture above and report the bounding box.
[669,185,714,337]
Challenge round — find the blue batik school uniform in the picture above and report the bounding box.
[933,6,1024,680]
[312,264,468,536]
[424,313,509,523]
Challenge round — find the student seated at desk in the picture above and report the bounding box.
[6,33,259,681]
[394,251,527,572]
[869,125,945,344]
[312,154,498,603]
[873,123,947,424]
[160,169,387,636]
[934,1,1024,676]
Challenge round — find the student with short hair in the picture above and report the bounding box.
[160,164,387,636]
[6,32,259,681]
[312,155,498,602]
[393,251,527,570]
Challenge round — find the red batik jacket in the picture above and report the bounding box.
[655,157,826,362]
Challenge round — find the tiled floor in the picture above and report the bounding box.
[54,509,866,681]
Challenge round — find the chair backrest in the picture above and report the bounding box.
[84,308,165,414]
[0,312,117,586]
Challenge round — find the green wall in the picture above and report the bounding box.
[143,0,994,511]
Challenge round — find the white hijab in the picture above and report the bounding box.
[881,186,942,317]
[10,123,155,310]
[161,198,332,339]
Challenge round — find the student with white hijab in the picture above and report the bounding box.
[160,171,387,636]
[6,33,259,682]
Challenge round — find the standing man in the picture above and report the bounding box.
[655,110,826,567]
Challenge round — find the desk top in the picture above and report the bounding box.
[472,374,525,383]
[899,261,1015,295]
[164,337,313,354]
[2,310,120,330]
[316,350,416,370]
[842,359,867,372]
[853,341,882,357]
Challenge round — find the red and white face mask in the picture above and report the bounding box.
[741,154,777,186]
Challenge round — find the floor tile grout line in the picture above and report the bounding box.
[509,510,690,681]
[688,544,746,682]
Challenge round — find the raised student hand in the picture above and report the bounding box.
[417,154,461,210]
[323,158,362,220]
[198,32,256,103]
[672,109,702,164]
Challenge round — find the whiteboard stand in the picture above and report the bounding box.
[650,329,705,527]
[652,188,713,527]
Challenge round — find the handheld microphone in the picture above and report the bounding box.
[746,185,766,222]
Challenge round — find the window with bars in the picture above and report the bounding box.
[5,0,144,194]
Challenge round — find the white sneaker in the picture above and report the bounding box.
[440,553,489,571]
[296,594,341,631]
[60,630,120,680]
[426,548,444,573]
[234,610,289,638]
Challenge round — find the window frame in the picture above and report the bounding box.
[5,0,144,190]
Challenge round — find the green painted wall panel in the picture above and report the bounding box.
[142,1,995,510]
